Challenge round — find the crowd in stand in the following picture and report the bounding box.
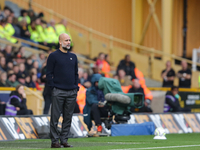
[0,45,47,89]
[0,6,72,49]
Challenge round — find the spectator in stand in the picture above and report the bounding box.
[0,56,7,72]
[6,72,19,87]
[32,60,41,78]
[37,53,46,69]
[35,17,47,46]
[3,45,13,63]
[5,84,33,116]
[0,72,10,87]
[28,19,40,44]
[128,79,152,113]
[29,67,37,76]
[78,67,91,88]
[55,19,73,48]
[101,54,111,77]
[117,54,136,79]
[16,46,26,58]
[7,61,13,71]
[96,52,105,71]
[17,63,27,85]
[117,69,132,86]
[25,56,33,73]
[13,64,19,76]
[164,86,191,112]
[4,16,17,43]
[27,9,36,21]
[45,19,58,49]
[0,6,11,21]
[18,9,31,24]
[29,74,42,90]
[161,61,175,87]
[177,60,192,88]
[0,18,7,39]
[12,17,21,38]
[19,18,31,41]
[25,75,31,87]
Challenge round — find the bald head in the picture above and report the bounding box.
[59,33,71,51]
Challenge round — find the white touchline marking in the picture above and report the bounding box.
[111,144,200,150]
[107,142,147,145]
[0,147,42,149]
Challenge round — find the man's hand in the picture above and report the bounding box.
[16,107,20,111]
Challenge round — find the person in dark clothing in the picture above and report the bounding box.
[177,60,192,88]
[41,65,52,114]
[0,72,10,87]
[128,79,152,113]
[164,86,191,112]
[83,74,108,134]
[5,84,33,116]
[117,54,136,79]
[46,33,78,148]
[19,18,31,40]
[161,61,175,87]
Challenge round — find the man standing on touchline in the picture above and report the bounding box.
[46,33,79,148]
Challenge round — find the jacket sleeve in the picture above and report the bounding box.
[46,53,55,89]
[86,90,99,106]
[74,56,79,91]
[166,98,180,111]
[10,98,26,109]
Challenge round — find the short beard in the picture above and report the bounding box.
[62,43,71,51]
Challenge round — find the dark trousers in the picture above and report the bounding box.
[50,88,77,144]
[90,104,108,126]
[43,84,52,114]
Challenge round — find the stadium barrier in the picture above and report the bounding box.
[150,88,200,113]
[0,113,200,141]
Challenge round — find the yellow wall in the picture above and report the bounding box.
[31,0,132,42]
[142,0,162,52]
[187,0,200,57]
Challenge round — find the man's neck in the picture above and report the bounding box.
[59,47,68,53]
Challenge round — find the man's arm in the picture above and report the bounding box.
[74,56,79,90]
[46,54,55,89]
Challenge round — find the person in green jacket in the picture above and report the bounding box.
[4,16,17,43]
[18,9,31,25]
[35,17,47,46]
[55,19,73,48]
[45,19,58,49]
[28,20,40,44]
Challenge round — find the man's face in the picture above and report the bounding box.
[60,34,71,51]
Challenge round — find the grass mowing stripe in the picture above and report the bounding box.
[0,147,41,149]
[111,144,200,150]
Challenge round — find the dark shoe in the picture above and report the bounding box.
[51,142,61,148]
[61,142,73,148]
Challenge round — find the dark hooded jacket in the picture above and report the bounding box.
[9,91,27,110]
[83,74,102,130]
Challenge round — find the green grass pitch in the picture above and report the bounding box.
[0,133,200,150]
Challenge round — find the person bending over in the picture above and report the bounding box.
[83,74,108,135]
